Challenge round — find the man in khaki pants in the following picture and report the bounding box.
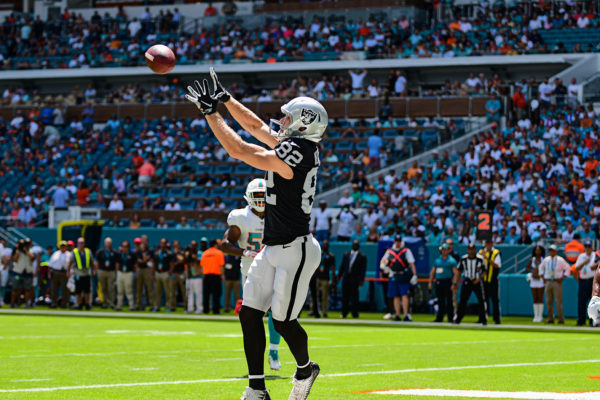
[169,240,186,312]
[116,240,136,311]
[315,240,336,318]
[134,238,156,311]
[540,244,571,324]
[95,238,118,309]
[154,238,172,312]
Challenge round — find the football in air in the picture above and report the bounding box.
[145,44,176,74]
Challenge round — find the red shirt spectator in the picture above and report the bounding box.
[204,3,217,16]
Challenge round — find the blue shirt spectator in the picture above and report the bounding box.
[485,95,501,121]
[82,105,94,128]
[433,254,456,280]
[40,106,54,124]
[367,132,383,159]
[52,186,70,208]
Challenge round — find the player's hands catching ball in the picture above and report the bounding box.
[243,249,258,258]
[209,67,230,103]
[185,79,218,115]
[588,295,600,323]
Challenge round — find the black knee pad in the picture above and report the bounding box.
[239,305,265,324]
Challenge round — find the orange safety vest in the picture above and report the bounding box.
[564,240,584,263]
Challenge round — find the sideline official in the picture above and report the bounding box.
[95,238,118,309]
[429,243,456,322]
[479,239,502,324]
[49,240,70,308]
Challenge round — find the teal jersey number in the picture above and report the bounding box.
[247,232,262,251]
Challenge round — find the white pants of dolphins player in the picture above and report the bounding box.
[243,234,321,321]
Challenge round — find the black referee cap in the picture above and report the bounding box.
[467,242,476,249]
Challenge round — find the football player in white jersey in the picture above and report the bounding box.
[221,178,282,371]
[186,68,327,400]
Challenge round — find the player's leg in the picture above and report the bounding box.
[270,236,321,398]
[267,312,281,370]
[240,249,276,392]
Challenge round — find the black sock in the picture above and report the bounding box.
[239,305,266,390]
[273,319,310,377]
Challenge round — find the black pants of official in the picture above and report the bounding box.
[455,280,487,324]
[484,280,501,324]
[578,278,594,325]
[203,274,222,314]
[342,281,360,318]
[435,279,454,322]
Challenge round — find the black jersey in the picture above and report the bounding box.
[263,137,320,246]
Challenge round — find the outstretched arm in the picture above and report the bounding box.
[593,268,600,297]
[205,113,293,179]
[220,225,244,257]
[224,97,279,149]
[210,67,279,149]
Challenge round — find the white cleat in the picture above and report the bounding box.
[241,387,271,400]
[383,313,393,320]
[288,362,320,400]
[269,354,282,371]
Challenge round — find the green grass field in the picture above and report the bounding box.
[1,312,599,400]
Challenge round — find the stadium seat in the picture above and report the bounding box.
[178,199,196,210]
[140,219,155,228]
[189,187,208,198]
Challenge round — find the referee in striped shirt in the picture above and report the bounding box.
[452,243,487,325]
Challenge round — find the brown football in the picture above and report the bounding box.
[144,44,175,74]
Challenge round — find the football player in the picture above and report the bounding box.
[186,68,327,400]
[587,262,600,325]
[221,178,282,371]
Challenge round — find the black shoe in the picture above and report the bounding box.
[394,315,401,321]
[323,313,328,318]
[85,304,91,310]
[101,304,108,309]
[115,307,122,311]
[482,320,487,326]
[403,315,412,322]
[314,313,321,318]
[49,305,57,309]
[433,319,443,323]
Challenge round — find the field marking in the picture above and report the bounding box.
[359,363,385,367]
[368,388,600,399]
[105,330,196,336]
[10,379,52,382]
[214,358,244,362]
[1,359,598,393]
[2,337,584,360]
[131,368,157,371]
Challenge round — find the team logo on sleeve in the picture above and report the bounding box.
[301,109,317,125]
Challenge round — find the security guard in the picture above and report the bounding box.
[428,243,456,322]
[574,240,599,326]
[69,237,95,310]
[479,238,502,324]
[134,237,156,311]
[154,238,172,312]
[453,243,487,325]
[95,237,119,309]
[116,240,136,311]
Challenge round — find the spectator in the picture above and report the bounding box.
[394,71,407,96]
[200,239,225,314]
[108,194,124,211]
[129,214,141,229]
[567,78,579,109]
[52,183,70,208]
[138,158,156,186]
[176,216,192,229]
[156,216,168,229]
[313,201,332,242]
[95,237,118,309]
[222,0,237,16]
[49,240,70,309]
[134,237,156,311]
[367,130,383,169]
[154,238,172,312]
[338,240,366,318]
[539,244,570,324]
[348,69,367,94]
[511,86,527,120]
[165,198,181,211]
[336,206,357,242]
[204,2,217,16]
[76,181,89,206]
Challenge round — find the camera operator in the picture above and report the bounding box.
[11,239,35,308]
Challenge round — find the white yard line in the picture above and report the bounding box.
[1,359,598,393]
[10,379,52,382]
[368,388,600,399]
[131,368,157,371]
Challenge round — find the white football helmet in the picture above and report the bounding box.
[244,178,266,212]
[269,96,328,143]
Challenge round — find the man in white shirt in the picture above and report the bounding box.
[394,71,407,96]
[561,223,575,242]
[336,207,357,242]
[464,72,481,89]
[348,69,366,94]
[567,77,579,109]
[164,198,181,211]
[108,194,124,211]
[313,201,332,242]
[574,241,598,326]
[49,240,71,308]
[337,190,354,207]
[539,244,570,324]
[538,76,554,109]
[362,207,380,228]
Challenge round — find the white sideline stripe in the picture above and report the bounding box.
[322,359,600,378]
[131,368,157,371]
[11,379,52,382]
[369,389,600,399]
[3,337,566,359]
[1,359,598,393]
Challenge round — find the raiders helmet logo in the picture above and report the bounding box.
[300,108,317,125]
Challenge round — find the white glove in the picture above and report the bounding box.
[243,250,258,258]
[410,275,418,286]
[588,296,600,323]
[380,264,391,275]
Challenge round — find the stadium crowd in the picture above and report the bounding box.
[1,2,600,70]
